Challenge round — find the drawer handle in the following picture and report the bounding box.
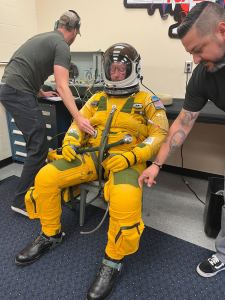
[12,129,23,135]
[15,151,27,157]
[46,123,51,129]
[14,141,26,146]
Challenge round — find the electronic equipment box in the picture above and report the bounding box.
[43,51,104,99]
[70,51,104,85]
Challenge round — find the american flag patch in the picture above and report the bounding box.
[151,95,165,110]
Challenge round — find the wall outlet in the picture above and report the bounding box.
[184,61,193,73]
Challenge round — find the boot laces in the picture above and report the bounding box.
[33,234,49,246]
[209,255,222,266]
[99,264,114,278]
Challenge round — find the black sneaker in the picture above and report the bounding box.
[87,258,123,300]
[196,254,225,277]
[15,232,64,266]
[11,205,28,217]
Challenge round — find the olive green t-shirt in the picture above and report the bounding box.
[2,31,70,94]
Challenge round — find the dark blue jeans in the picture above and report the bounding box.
[0,84,48,208]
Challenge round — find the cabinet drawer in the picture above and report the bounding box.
[6,100,70,162]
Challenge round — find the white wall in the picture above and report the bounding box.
[0,0,37,160]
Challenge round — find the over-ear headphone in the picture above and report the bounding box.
[54,10,81,31]
[54,20,59,30]
[67,10,80,29]
[135,55,141,78]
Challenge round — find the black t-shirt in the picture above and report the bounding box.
[184,63,225,113]
[2,31,71,94]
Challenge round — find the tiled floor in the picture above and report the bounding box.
[0,162,24,181]
[0,162,216,251]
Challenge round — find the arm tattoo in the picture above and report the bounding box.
[180,111,198,127]
[169,130,186,153]
[160,110,198,158]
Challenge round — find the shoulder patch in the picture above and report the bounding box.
[151,95,165,110]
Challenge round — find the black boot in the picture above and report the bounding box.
[15,232,64,266]
[87,257,123,300]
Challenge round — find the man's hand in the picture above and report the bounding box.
[138,164,160,188]
[39,90,59,98]
[62,144,77,162]
[102,152,135,173]
[76,115,95,136]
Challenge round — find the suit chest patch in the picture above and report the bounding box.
[133,103,143,109]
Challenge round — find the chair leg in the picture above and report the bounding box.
[80,188,88,226]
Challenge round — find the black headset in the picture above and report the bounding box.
[54,10,81,31]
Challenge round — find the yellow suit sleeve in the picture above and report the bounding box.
[132,94,169,163]
[63,122,83,147]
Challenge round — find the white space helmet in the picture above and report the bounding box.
[103,43,141,96]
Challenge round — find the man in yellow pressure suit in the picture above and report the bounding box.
[15,43,169,300]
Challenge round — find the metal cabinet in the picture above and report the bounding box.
[44,51,104,100]
[7,99,72,162]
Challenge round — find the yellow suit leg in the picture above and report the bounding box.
[34,154,98,236]
[104,164,145,260]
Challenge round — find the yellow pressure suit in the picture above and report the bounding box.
[27,91,168,260]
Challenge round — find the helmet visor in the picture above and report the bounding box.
[104,52,132,82]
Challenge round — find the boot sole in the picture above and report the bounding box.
[11,206,28,217]
[196,264,225,277]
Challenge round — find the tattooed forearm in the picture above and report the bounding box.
[154,110,198,164]
[180,111,198,127]
[169,130,186,153]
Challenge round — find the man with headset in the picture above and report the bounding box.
[0,10,94,216]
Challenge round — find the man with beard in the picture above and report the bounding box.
[139,1,225,278]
